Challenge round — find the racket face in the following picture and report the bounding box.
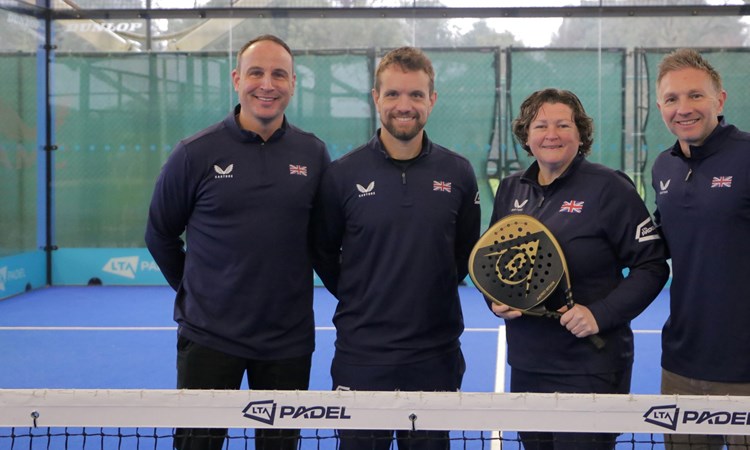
[469,214,565,310]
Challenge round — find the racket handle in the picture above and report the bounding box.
[523,309,606,349]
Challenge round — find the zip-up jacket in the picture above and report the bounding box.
[492,154,669,374]
[652,117,750,382]
[312,131,481,365]
[145,105,330,360]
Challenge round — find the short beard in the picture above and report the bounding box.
[382,117,424,142]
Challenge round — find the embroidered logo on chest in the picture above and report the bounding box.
[433,181,452,193]
[289,164,308,176]
[711,176,732,188]
[214,164,234,179]
[357,181,375,197]
[559,200,584,213]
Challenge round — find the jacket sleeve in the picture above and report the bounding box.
[454,160,481,283]
[586,171,670,331]
[144,142,193,291]
[310,166,344,298]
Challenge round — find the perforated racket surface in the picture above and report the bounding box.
[470,214,606,349]
[469,214,567,312]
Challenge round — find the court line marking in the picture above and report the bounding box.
[0,327,177,331]
[0,327,661,333]
[0,326,502,331]
[492,325,507,450]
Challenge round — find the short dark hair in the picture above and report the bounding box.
[236,34,293,71]
[512,88,594,157]
[374,47,435,94]
[657,48,722,93]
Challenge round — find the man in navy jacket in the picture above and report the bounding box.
[312,46,480,450]
[145,34,330,450]
[652,48,750,449]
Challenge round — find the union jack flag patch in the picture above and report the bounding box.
[560,200,584,213]
[711,176,732,188]
[289,164,308,176]
[433,181,452,192]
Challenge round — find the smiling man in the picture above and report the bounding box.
[652,48,750,450]
[145,34,330,450]
[232,36,295,140]
[311,46,480,450]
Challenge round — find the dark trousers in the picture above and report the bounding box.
[510,366,632,450]
[661,368,750,450]
[330,348,465,450]
[174,334,311,450]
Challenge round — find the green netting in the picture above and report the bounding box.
[48,49,501,246]
[507,49,626,171]
[288,51,374,159]
[0,54,37,257]
[52,53,233,247]
[425,49,499,230]
[7,48,747,252]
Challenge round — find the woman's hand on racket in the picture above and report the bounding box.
[491,302,523,320]
[559,304,600,338]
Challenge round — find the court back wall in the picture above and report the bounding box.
[1,48,747,290]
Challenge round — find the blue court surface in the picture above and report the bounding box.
[0,285,668,394]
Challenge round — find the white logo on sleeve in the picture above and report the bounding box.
[658,179,671,195]
[636,218,661,243]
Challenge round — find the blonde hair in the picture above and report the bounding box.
[657,48,722,93]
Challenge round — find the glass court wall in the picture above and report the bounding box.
[1,0,749,296]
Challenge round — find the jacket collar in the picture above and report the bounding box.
[668,116,728,160]
[372,129,433,160]
[224,104,288,143]
[521,152,586,187]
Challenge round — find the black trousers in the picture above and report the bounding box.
[174,334,312,450]
[510,366,632,450]
[330,348,465,450]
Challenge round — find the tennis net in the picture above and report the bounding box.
[2,389,750,449]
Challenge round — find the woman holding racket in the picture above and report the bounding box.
[488,88,669,450]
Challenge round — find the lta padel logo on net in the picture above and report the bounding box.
[644,405,679,430]
[242,400,352,426]
[644,404,750,431]
[243,400,276,425]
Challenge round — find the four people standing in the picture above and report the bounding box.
[145,34,740,450]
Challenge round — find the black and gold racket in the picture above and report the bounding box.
[470,214,605,349]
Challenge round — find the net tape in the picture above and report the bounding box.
[2,389,750,435]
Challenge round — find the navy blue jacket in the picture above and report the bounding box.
[145,105,330,360]
[492,155,669,374]
[312,131,481,365]
[652,117,750,382]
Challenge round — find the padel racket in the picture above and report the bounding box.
[469,214,605,349]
